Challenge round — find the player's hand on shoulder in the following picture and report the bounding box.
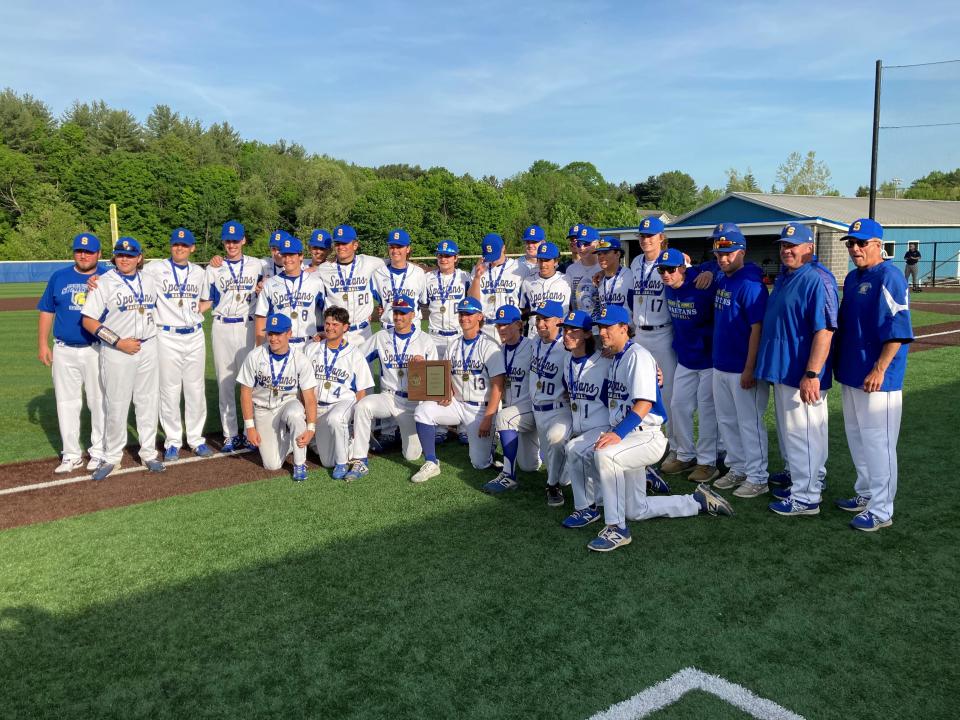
[595,431,621,449]
[209,255,224,268]
[86,274,100,290]
[591,271,602,286]
[695,271,714,289]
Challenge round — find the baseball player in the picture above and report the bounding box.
[261,232,286,279]
[306,229,332,270]
[205,220,262,452]
[423,239,470,358]
[709,224,770,496]
[517,224,545,279]
[141,228,213,461]
[468,233,525,343]
[238,313,317,481]
[80,237,164,481]
[756,223,839,513]
[520,242,572,339]
[558,224,582,273]
[565,225,601,319]
[587,305,733,552]
[655,248,720,484]
[372,228,427,330]
[412,296,505,482]
[528,299,574,506]
[345,296,439,481]
[594,237,634,321]
[833,218,913,532]
[254,232,325,347]
[304,306,374,478]
[559,310,612,528]
[37,233,107,473]
[316,224,385,346]
[481,305,538,494]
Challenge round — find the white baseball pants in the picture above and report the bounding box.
[772,383,828,505]
[253,398,307,470]
[712,370,769,485]
[535,405,573,487]
[52,342,105,462]
[428,332,459,359]
[414,398,496,469]
[566,427,605,510]
[212,319,255,439]
[99,340,160,465]
[671,364,718,465]
[840,383,901,522]
[314,399,356,467]
[634,326,678,449]
[495,403,540,475]
[157,329,207,450]
[352,392,421,461]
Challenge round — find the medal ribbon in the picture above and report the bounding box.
[226,257,246,295]
[119,271,145,310]
[169,259,189,301]
[601,267,623,305]
[388,266,409,308]
[269,351,291,393]
[336,258,357,300]
[392,329,414,373]
[568,354,589,401]
[436,269,457,307]
[459,335,480,377]
[282,272,304,313]
[323,340,345,382]
[611,341,633,407]
[485,262,507,303]
[534,335,561,379]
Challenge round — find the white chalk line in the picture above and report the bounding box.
[0,449,254,497]
[587,667,805,720]
[915,328,960,340]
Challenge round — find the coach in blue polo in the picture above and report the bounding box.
[756,222,839,516]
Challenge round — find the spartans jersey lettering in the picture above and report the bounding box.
[424,269,470,335]
[372,263,428,326]
[206,255,262,319]
[563,352,611,434]
[81,269,158,340]
[449,334,505,403]
[304,341,374,404]
[521,274,572,337]
[598,267,634,321]
[255,272,325,340]
[317,255,385,327]
[630,255,670,326]
[362,328,438,394]
[237,345,317,409]
[475,258,525,320]
[142,259,206,326]
[529,335,569,405]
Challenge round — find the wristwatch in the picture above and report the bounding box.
[804,370,818,379]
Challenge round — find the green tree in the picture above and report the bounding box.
[631,171,700,216]
[772,151,835,195]
[725,167,761,193]
[0,89,55,154]
[0,183,86,260]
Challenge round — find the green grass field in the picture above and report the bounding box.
[1,307,959,718]
[0,281,46,298]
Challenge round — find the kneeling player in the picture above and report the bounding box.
[588,305,733,552]
[304,307,374,478]
[238,313,317,481]
[412,297,505,482]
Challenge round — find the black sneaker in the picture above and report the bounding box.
[546,485,564,507]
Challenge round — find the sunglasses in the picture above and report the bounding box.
[713,239,739,249]
[844,238,876,249]
[656,266,680,274]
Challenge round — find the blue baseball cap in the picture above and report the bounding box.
[594,304,631,326]
[710,222,746,253]
[113,237,142,256]
[494,305,522,324]
[170,227,195,246]
[639,216,665,236]
[221,221,245,241]
[536,242,560,260]
[269,230,284,249]
[309,229,331,248]
[844,218,883,241]
[654,248,685,268]
[266,313,292,333]
[568,223,585,238]
[481,233,504,261]
[333,224,358,243]
[72,233,100,252]
[456,296,483,315]
[387,228,411,246]
[392,295,416,314]
[561,309,592,331]
[596,237,622,253]
[778,222,814,245]
[277,232,304,255]
[577,226,600,245]
[435,239,459,256]
[533,299,565,319]
[523,225,546,243]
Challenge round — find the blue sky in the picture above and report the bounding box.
[3,0,959,194]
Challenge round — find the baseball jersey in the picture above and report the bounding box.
[237,345,317,410]
[606,341,667,429]
[205,255,262,320]
[304,340,374,404]
[474,258,525,320]
[521,273,572,313]
[834,261,913,392]
[597,267,635,321]
[255,271,326,340]
[565,261,600,313]
[142,259,206,327]
[363,327,438,394]
[501,336,535,407]
[712,263,767,374]
[38,265,110,345]
[528,333,570,407]
[316,255,385,328]
[448,333,505,403]
[563,351,611,434]
[517,256,540,281]
[756,261,839,390]
[261,257,306,279]
[81,269,159,340]
[424,268,471,334]
[664,270,715,371]
[630,254,671,327]
[372,263,428,326]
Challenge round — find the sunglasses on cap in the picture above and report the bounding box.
[844,238,878,249]
[713,238,739,249]
[656,266,681,275]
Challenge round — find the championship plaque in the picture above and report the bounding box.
[407,360,452,402]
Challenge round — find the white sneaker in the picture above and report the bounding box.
[86,458,103,471]
[713,470,746,490]
[54,458,83,474]
[733,481,769,498]
[411,460,441,484]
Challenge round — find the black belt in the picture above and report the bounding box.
[430,329,460,336]
[534,402,566,412]
[638,323,671,331]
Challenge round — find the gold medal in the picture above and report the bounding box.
[323,381,332,389]
[439,305,446,314]
[536,381,543,390]
[398,369,405,378]
[571,402,578,411]
[235,293,242,302]
[342,293,349,302]
[462,372,469,381]
[610,401,616,408]
[487,296,496,304]
[273,388,279,397]
[138,307,145,315]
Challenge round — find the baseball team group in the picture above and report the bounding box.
[37,213,912,551]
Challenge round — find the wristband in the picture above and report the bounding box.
[306,422,316,431]
[243,418,255,429]
[95,325,120,347]
[612,410,643,440]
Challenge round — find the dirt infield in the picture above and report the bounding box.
[911,321,960,352]
[0,296,39,311]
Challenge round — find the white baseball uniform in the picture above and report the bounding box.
[520,273,572,338]
[304,340,374,467]
[237,344,317,470]
[413,333,505,469]
[563,351,612,511]
[205,255,262,439]
[494,336,540,476]
[517,256,540,281]
[352,327,438,462]
[423,268,470,358]
[474,258,525,343]
[372,262,427,328]
[261,257,305,279]
[81,269,161,465]
[597,267,635,322]
[255,271,325,344]
[528,333,573,487]
[316,255,386,345]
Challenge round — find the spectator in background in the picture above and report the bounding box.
[903,242,922,292]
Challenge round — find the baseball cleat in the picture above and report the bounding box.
[835,495,870,513]
[767,469,792,488]
[733,481,769,498]
[482,472,518,494]
[562,506,601,529]
[145,459,166,473]
[587,525,632,552]
[693,484,734,516]
[411,460,441,484]
[713,470,746,490]
[54,458,84,474]
[770,485,791,500]
[546,485,565,506]
[332,463,350,480]
[220,438,236,453]
[86,457,103,471]
[91,463,115,481]
[292,464,308,482]
[850,510,892,532]
[688,464,719,483]
[769,498,820,516]
[646,467,671,494]
[660,457,696,474]
[344,459,370,482]
[163,446,179,462]
[434,429,449,443]
[457,432,469,445]
[194,444,215,458]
